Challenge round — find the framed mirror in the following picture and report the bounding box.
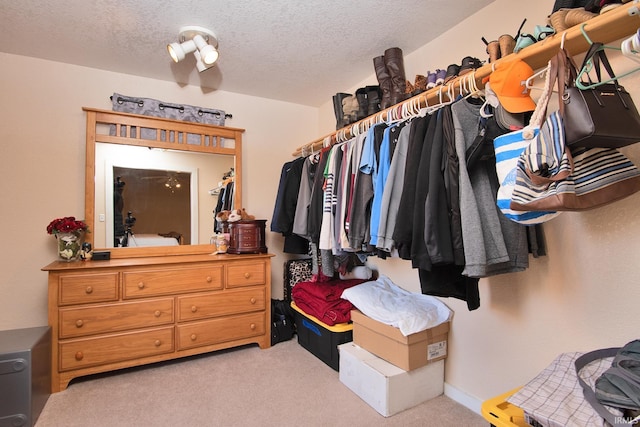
[84,107,244,258]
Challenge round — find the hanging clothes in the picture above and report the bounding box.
[292,155,317,241]
[280,77,551,310]
[452,97,530,277]
[348,125,381,251]
[376,120,412,252]
[344,132,367,245]
[410,113,438,271]
[424,108,455,266]
[270,156,309,254]
[307,148,331,244]
[369,122,403,252]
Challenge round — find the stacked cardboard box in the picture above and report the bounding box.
[350,310,450,371]
[338,310,451,416]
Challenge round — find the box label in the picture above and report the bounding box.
[427,340,447,360]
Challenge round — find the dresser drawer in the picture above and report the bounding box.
[59,298,174,338]
[176,312,266,350]
[59,327,174,371]
[226,262,266,288]
[58,272,119,306]
[123,265,223,298]
[177,288,266,322]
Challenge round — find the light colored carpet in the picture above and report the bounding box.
[36,339,487,427]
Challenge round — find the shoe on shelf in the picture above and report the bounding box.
[485,39,501,63]
[332,92,351,130]
[355,87,369,121]
[426,71,437,89]
[459,56,483,76]
[412,75,427,96]
[444,64,460,83]
[499,34,516,58]
[341,95,359,126]
[435,69,446,85]
[405,80,415,96]
[365,85,381,116]
[564,7,597,26]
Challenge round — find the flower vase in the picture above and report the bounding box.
[56,231,84,262]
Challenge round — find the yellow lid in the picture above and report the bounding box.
[290,301,353,333]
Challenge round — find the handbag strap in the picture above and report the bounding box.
[574,347,633,427]
[557,48,578,117]
[527,52,559,131]
[579,43,619,86]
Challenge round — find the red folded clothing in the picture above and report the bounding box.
[292,278,366,325]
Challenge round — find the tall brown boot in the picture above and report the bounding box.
[383,47,409,106]
[499,34,516,58]
[486,40,501,63]
[373,55,392,110]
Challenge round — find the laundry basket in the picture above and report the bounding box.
[481,387,530,427]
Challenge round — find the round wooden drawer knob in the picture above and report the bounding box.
[75,319,84,328]
[154,310,161,317]
[85,286,93,294]
[244,272,251,279]
[250,298,256,304]
[154,340,161,347]
[191,306,198,313]
[206,276,212,283]
[137,282,145,290]
[190,334,197,341]
[75,352,83,361]
[250,323,256,330]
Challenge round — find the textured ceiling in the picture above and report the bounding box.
[0,0,494,107]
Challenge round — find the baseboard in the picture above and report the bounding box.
[444,382,483,415]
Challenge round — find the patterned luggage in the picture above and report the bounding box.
[283,258,313,301]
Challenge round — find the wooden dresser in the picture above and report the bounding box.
[42,253,272,392]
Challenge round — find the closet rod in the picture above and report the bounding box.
[293,1,640,157]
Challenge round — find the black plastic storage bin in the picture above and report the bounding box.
[291,302,352,371]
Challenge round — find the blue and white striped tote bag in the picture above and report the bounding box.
[510,111,640,211]
[493,124,561,224]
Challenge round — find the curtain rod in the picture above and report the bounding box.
[292,2,640,157]
[109,95,233,119]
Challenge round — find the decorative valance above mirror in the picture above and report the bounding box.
[83,107,244,258]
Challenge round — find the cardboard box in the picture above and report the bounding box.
[351,310,449,371]
[290,302,353,371]
[339,342,444,417]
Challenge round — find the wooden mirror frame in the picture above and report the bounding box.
[83,107,244,259]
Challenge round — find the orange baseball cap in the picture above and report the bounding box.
[489,59,536,113]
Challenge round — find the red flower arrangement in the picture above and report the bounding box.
[46,216,89,235]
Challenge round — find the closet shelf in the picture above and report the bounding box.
[293,2,640,157]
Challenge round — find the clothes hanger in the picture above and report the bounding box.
[417,93,431,117]
[575,24,640,90]
[461,71,485,101]
[525,64,550,91]
[349,122,358,137]
[423,85,448,115]
[621,28,640,64]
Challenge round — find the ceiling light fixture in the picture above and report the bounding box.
[167,26,219,72]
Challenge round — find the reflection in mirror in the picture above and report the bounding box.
[112,167,192,247]
[94,142,234,249]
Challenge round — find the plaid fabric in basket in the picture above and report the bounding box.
[508,352,623,427]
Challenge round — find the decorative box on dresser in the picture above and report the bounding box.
[227,220,268,254]
[42,253,273,392]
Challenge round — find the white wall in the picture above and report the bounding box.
[314,0,640,411]
[0,52,317,330]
